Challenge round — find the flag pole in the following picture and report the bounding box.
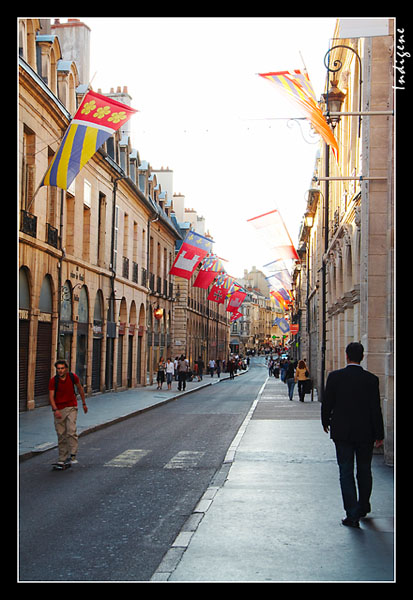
[298,51,309,76]
[26,180,45,213]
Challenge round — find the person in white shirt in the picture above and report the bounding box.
[165,358,175,390]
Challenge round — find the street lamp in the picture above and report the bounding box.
[304,211,314,228]
[322,79,346,129]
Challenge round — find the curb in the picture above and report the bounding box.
[19,369,248,462]
[150,374,266,581]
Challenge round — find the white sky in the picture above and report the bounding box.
[81,16,337,279]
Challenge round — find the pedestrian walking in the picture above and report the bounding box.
[209,358,215,377]
[165,357,175,390]
[321,342,384,528]
[48,359,87,466]
[177,355,189,391]
[216,359,221,378]
[228,358,236,379]
[197,356,204,381]
[156,357,166,389]
[295,359,310,402]
[280,359,288,382]
[285,359,296,400]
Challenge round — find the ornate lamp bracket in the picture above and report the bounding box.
[323,44,363,134]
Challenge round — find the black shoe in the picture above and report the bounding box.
[358,503,371,518]
[342,517,360,528]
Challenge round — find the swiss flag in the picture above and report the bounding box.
[226,290,247,312]
[169,231,212,279]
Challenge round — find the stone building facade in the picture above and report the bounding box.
[18,18,181,410]
[230,267,284,354]
[292,18,395,464]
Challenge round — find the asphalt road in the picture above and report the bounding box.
[19,358,267,582]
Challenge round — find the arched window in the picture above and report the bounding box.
[39,274,53,313]
[19,267,31,310]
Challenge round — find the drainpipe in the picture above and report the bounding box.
[56,188,65,360]
[320,142,329,403]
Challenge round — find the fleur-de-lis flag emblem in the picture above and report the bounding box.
[40,90,138,190]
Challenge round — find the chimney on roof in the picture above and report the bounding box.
[50,18,91,86]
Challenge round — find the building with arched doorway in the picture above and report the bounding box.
[291,18,395,465]
[18,18,181,410]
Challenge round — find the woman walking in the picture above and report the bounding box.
[295,359,310,402]
[157,357,166,390]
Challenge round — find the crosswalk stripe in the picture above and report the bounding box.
[103,449,150,468]
[164,451,205,469]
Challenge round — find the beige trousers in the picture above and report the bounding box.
[54,406,78,462]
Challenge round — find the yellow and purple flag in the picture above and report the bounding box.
[40,90,138,190]
[258,70,339,160]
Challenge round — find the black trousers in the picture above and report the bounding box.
[177,372,186,390]
[334,440,374,521]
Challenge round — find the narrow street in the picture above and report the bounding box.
[19,359,267,581]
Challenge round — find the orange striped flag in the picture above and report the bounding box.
[259,70,339,160]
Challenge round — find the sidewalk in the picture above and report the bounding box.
[19,370,241,461]
[154,375,395,583]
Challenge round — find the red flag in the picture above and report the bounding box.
[192,255,224,288]
[169,231,213,279]
[207,284,227,304]
[230,311,243,323]
[193,269,218,289]
[226,290,247,312]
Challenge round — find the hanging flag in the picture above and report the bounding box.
[270,290,288,310]
[278,318,290,333]
[277,288,292,304]
[258,70,339,160]
[40,90,138,190]
[207,273,227,303]
[230,311,243,323]
[207,284,227,304]
[192,255,225,289]
[170,230,213,279]
[247,209,299,261]
[266,269,293,290]
[193,269,219,289]
[226,289,247,312]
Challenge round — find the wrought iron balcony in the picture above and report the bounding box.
[20,209,37,238]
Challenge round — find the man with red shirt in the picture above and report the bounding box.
[48,360,87,466]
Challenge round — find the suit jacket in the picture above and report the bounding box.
[322,365,384,443]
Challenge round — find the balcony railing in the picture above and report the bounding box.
[46,223,58,248]
[122,256,129,279]
[132,261,139,283]
[20,210,37,238]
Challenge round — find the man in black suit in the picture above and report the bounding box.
[322,342,384,528]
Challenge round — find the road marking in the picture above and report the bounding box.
[104,449,150,468]
[164,451,205,469]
